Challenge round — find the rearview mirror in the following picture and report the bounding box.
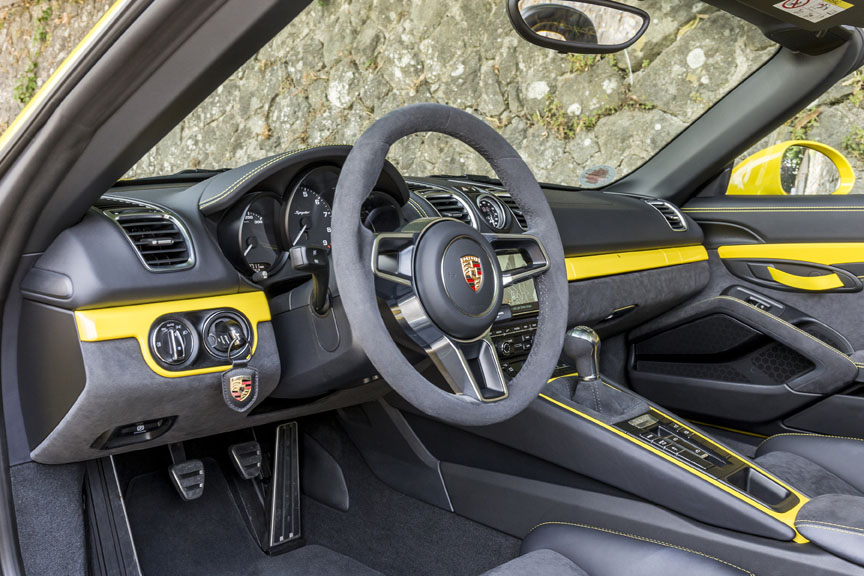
[507,0,649,55]
[728,141,855,196]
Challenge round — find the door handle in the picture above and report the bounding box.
[767,267,844,291]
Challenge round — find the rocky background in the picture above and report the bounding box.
[2,0,864,192]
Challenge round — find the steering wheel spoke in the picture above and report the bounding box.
[485,233,551,287]
[424,332,509,403]
[371,230,417,289]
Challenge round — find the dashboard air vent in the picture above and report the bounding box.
[644,199,687,232]
[420,192,476,228]
[497,194,528,229]
[96,197,194,271]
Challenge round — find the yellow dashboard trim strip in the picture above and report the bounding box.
[75,292,271,378]
[539,393,809,543]
[717,243,864,266]
[565,246,708,282]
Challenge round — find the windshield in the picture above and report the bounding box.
[125,0,776,187]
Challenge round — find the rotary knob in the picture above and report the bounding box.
[150,318,197,366]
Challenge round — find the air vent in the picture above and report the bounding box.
[497,193,528,229]
[644,199,687,232]
[97,197,194,271]
[419,192,477,228]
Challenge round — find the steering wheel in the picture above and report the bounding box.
[331,104,567,426]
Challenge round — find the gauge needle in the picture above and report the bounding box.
[292,224,308,247]
[244,237,257,256]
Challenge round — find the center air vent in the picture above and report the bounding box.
[419,191,477,228]
[97,197,194,271]
[496,193,528,229]
[644,199,687,232]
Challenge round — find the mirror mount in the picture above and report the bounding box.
[507,0,650,55]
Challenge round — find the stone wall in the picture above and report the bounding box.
[2,0,863,193]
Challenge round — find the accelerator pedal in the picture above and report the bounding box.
[230,441,263,480]
[268,422,301,548]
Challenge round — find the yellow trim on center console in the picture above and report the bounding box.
[539,392,809,543]
[718,243,864,266]
[75,292,271,378]
[565,246,708,282]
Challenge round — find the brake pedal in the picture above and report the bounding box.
[230,441,262,480]
[168,443,205,501]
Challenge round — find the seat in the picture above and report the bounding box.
[482,523,752,576]
[754,433,864,498]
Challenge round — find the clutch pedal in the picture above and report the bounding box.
[168,443,205,501]
[230,441,263,480]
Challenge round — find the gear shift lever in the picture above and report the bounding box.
[564,326,601,382]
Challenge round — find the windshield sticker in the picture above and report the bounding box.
[579,165,616,189]
[773,0,853,24]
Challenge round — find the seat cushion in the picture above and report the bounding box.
[755,434,864,497]
[481,549,587,576]
[520,523,753,576]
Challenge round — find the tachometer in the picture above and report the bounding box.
[285,166,337,250]
[239,195,284,275]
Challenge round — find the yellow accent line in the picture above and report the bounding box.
[767,267,844,291]
[687,421,769,440]
[717,243,864,266]
[75,292,271,378]
[565,246,708,282]
[539,393,809,543]
[0,0,132,158]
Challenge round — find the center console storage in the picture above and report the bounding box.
[795,494,864,567]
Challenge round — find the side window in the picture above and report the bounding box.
[728,72,863,196]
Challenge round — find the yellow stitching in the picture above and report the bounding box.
[758,432,864,449]
[200,150,297,208]
[795,524,864,539]
[528,522,754,575]
[714,296,858,370]
[199,144,349,209]
[795,519,864,534]
[407,198,428,218]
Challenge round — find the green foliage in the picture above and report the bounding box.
[13,61,39,105]
[846,71,864,107]
[786,107,821,141]
[12,1,55,106]
[843,127,864,161]
[567,54,598,74]
[533,92,654,140]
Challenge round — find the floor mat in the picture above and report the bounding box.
[125,459,381,576]
[301,417,521,576]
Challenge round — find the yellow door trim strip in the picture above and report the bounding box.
[717,243,864,266]
[75,292,271,378]
[565,246,708,282]
[539,393,809,542]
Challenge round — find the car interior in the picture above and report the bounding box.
[4,0,864,575]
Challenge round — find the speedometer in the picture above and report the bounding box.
[285,166,338,250]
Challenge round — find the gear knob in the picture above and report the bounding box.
[564,326,601,382]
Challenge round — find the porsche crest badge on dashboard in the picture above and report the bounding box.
[460,255,483,292]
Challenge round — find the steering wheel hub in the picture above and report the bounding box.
[413,220,502,340]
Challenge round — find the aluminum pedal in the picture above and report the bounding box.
[230,441,263,480]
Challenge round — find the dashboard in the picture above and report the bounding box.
[13,145,706,464]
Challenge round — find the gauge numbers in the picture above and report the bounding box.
[240,196,283,274]
[476,194,507,230]
[288,186,333,248]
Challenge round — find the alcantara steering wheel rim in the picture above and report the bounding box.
[331,103,568,426]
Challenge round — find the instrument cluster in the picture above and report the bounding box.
[219,165,404,280]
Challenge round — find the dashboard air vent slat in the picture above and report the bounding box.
[96,196,195,272]
[420,192,475,228]
[497,194,528,229]
[644,199,687,232]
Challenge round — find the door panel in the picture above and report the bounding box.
[628,195,864,436]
